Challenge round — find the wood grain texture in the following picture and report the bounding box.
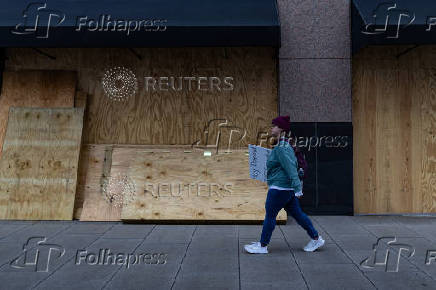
[0,70,76,159]
[74,91,88,109]
[4,48,279,220]
[5,47,277,147]
[72,90,88,219]
[352,56,377,213]
[0,107,84,220]
[112,146,287,222]
[421,67,436,212]
[76,145,123,221]
[353,46,436,214]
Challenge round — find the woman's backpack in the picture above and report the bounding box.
[291,145,308,180]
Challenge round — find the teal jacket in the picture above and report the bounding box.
[266,139,302,193]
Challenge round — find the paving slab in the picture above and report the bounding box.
[393,216,436,227]
[364,270,434,290]
[345,249,421,272]
[33,238,143,289]
[0,241,25,267]
[280,225,335,246]
[238,225,284,240]
[0,233,100,290]
[62,222,116,235]
[300,263,376,290]
[104,242,187,290]
[363,224,423,238]
[145,228,195,244]
[241,281,307,290]
[172,271,239,290]
[1,222,72,243]
[0,224,30,240]
[100,224,154,239]
[332,233,379,249]
[293,242,352,264]
[0,217,435,290]
[351,216,401,226]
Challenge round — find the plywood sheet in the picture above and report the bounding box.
[353,46,436,214]
[0,107,84,220]
[72,90,88,219]
[117,146,287,222]
[81,47,276,147]
[76,145,124,221]
[4,47,277,147]
[0,70,76,159]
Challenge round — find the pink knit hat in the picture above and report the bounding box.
[272,115,291,133]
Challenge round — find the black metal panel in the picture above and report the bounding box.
[288,123,317,210]
[289,122,353,215]
[316,123,353,215]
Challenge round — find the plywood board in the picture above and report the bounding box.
[72,90,89,219]
[353,46,436,214]
[4,47,277,147]
[76,145,124,221]
[117,146,287,222]
[0,107,84,220]
[82,47,276,147]
[0,70,76,159]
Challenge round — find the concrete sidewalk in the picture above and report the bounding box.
[1,215,436,290]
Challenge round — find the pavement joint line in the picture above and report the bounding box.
[316,217,379,239]
[170,225,198,290]
[3,219,436,289]
[313,216,373,232]
[30,223,117,290]
[371,237,436,283]
[393,220,436,245]
[101,224,157,290]
[318,218,436,282]
[350,219,436,281]
[237,225,241,290]
[361,220,423,236]
[0,221,75,270]
[0,221,39,241]
[314,220,379,290]
[278,225,309,290]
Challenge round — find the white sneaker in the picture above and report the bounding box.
[303,236,325,252]
[244,241,260,250]
[244,242,268,254]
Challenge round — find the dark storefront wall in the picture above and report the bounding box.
[289,123,353,215]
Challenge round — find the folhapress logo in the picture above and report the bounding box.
[11,2,66,39]
[10,237,65,272]
[360,237,415,272]
[11,2,168,40]
[191,119,247,154]
[361,2,415,39]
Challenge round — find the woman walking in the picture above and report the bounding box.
[244,115,324,254]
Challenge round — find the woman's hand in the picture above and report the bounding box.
[295,190,303,199]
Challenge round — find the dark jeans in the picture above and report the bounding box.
[260,188,318,245]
